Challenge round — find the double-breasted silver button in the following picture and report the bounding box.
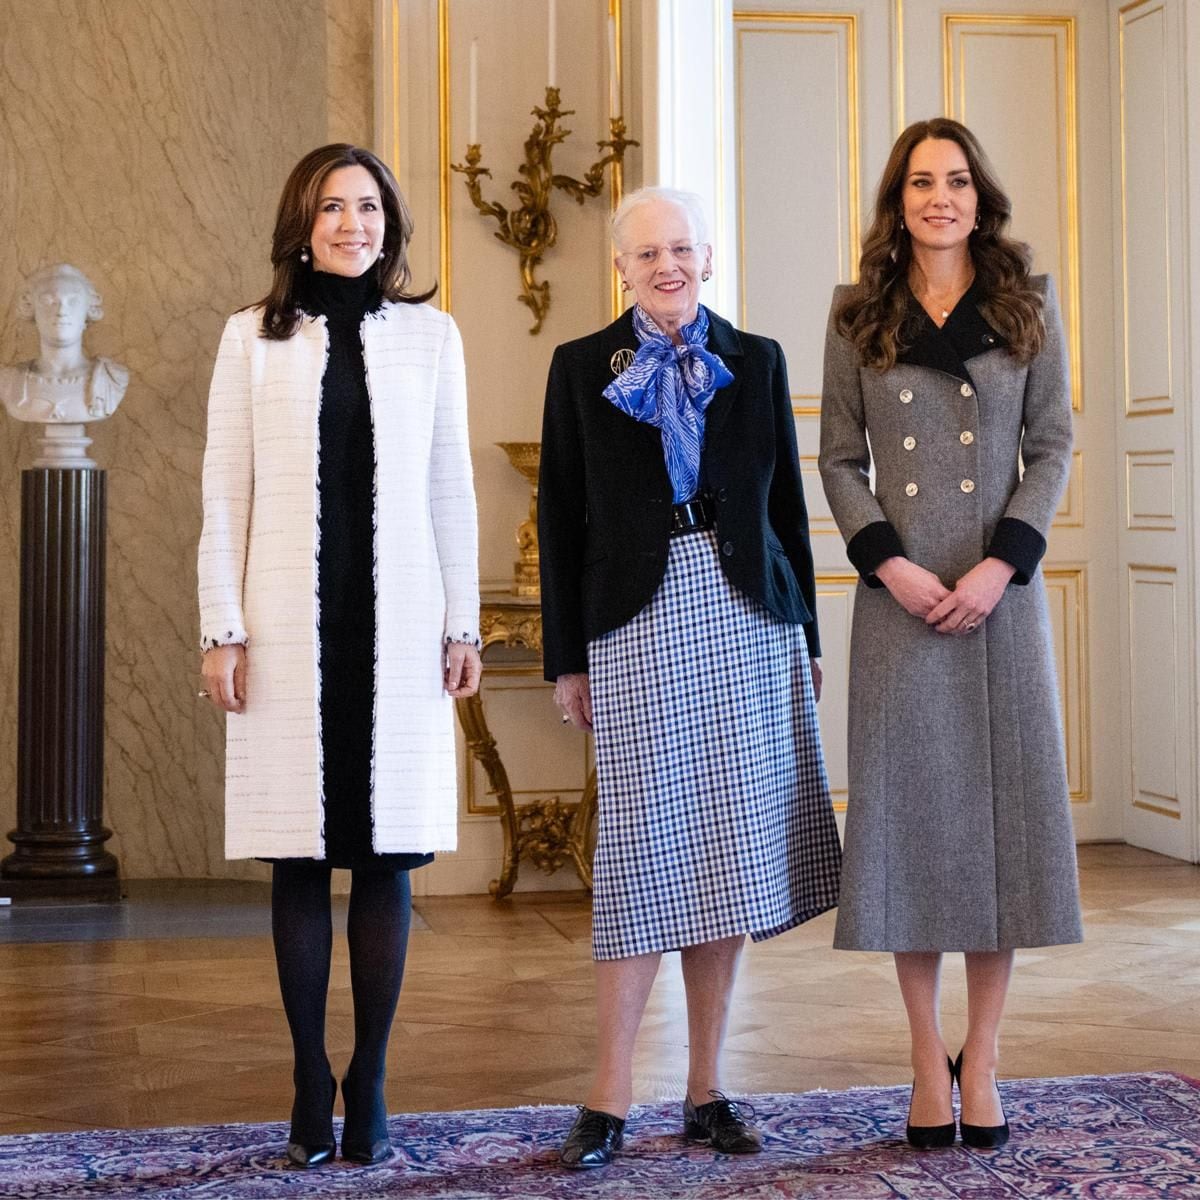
[960,479,976,494]
[905,482,919,497]
[899,388,913,403]
[960,383,974,397]
[960,431,975,445]
[903,436,917,451]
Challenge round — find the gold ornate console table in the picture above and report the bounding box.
[455,589,596,899]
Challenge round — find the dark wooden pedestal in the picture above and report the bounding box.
[1,469,120,903]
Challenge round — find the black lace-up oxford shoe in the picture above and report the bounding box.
[683,1091,763,1154]
[559,1106,626,1169]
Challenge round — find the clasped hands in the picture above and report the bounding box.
[875,555,1015,635]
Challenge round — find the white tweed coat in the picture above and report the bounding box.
[198,301,479,859]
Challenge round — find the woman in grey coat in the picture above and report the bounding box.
[819,118,1082,1151]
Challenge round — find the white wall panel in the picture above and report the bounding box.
[1044,568,1090,804]
[735,14,858,408]
[1128,567,1182,819]
[1119,0,1173,413]
[1112,0,1195,861]
[943,15,1082,408]
[1125,450,1176,531]
[813,577,855,816]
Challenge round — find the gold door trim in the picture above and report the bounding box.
[733,9,861,418]
[430,0,625,317]
[1118,0,1173,416]
[1125,449,1177,531]
[437,0,451,311]
[941,14,1082,413]
[1126,563,1182,819]
[1043,566,1091,805]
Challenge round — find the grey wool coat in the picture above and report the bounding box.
[819,275,1083,952]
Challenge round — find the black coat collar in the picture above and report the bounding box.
[896,278,1006,387]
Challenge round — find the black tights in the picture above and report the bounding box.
[271,861,412,1146]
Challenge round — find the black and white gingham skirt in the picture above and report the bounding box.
[587,529,841,960]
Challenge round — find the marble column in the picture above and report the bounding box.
[0,468,119,901]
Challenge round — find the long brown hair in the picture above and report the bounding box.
[836,118,1044,369]
[257,143,436,340]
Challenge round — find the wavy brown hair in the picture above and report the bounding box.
[257,143,436,340]
[835,118,1044,369]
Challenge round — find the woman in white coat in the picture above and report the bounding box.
[198,144,481,1169]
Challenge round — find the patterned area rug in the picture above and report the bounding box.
[1,1072,1197,1198]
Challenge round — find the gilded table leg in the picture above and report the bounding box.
[454,692,520,899]
[566,768,597,890]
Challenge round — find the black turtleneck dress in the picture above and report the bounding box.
[298,270,433,872]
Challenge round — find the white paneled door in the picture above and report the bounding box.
[1109,0,1196,861]
[731,0,1187,852]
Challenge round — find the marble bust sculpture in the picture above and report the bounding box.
[0,264,128,426]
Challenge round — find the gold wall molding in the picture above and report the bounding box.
[942,13,1082,413]
[609,0,627,319]
[1052,450,1084,529]
[1126,563,1182,819]
[893,0,905,135]
[1044,566,1090,804]
[733,9,860,416]
[438,0,451,311]
[424,0,625,320]
[816,571,858,812]
[1118,0,1173,416]
[379,1,404,192]
[800,453,839,535]
[1125,449,1176,531]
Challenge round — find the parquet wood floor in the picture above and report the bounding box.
[0,844,1195,1134]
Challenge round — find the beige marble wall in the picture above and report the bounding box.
[0,0,374,880]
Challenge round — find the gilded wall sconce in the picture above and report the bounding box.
[452,88,637,334]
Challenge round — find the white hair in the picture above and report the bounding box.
[16,263,103,322]
[611,187,710,252]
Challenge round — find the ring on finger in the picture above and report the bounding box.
[965,621,977,631]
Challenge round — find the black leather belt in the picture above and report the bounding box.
[671,494,714,535]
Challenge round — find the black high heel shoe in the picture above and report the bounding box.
[340,1069,395,1166]
[954,1050,1010,1150]
[905,1055,957,1149]
[286,1075,337,1168]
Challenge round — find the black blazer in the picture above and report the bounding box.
[538,306,820,680]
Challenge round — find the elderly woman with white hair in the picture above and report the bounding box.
[538,186,841,1169]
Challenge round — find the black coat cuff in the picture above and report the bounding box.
[846,521,906,588]
[986,517,1046,585]
[803,620,820,661]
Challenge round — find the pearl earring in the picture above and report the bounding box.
[701,269,712,282]
[299,246,311,263]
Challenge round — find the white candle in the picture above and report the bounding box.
[547,0,557,87]
[468,38,479,144]
[607,14,618,115]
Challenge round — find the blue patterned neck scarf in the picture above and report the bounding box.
[602,305,734,503]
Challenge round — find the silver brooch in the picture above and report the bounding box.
[610,348,635,375]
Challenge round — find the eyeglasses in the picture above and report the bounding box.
[621,242,706,266]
